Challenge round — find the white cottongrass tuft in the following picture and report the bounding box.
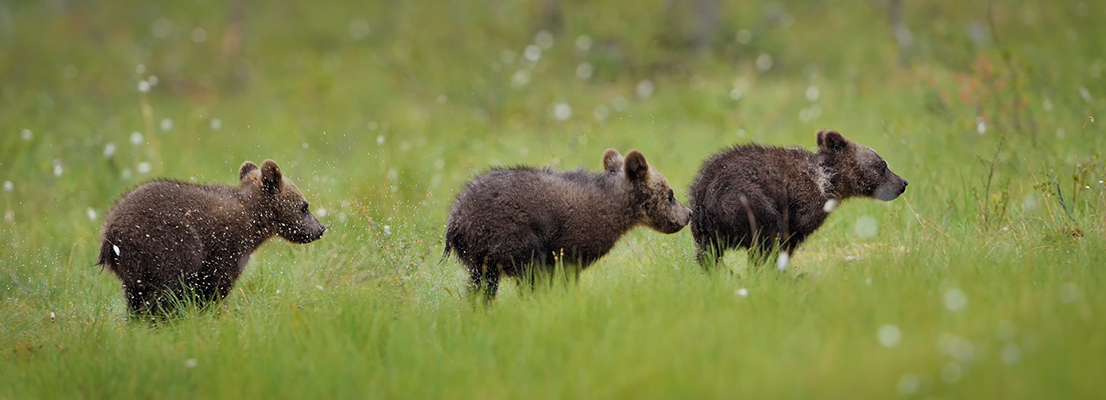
[805,86,820,101]
[636,80,654,99]
[776,251,790,270]
[20,129,33,141]
[735,288,749,297]
[523,45,541,62]
[130,132,143,145]
[1000,342,1022,364]
[943,288,968,311]
[3,181,12,192]
[185,358,198,368]
[976,116,986,135]
[103,142,116,159]
[878,324,902,347]
[86,208,98,221]
[138,80,151,93]
[315,208,327,218]
[823,199,838,212]
[941,361,963,383]
[729,89,743,101]
[534,30,554,50]
[210,118,222,131]
[576,62,593,80]
[137,162,151,174]
[376,135,385,145]
[53,161,63,177]
[896,373,921,396]
[512,69,531,87]
[160,118,173,131]
[575,34,592,51]
[755,54,773,72]
[735,29,752,44]
[383,225,392,235]
[553,103,572,120]
[854,215,878,238]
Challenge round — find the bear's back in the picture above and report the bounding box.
[105,180,243,232]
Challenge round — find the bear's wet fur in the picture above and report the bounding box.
[444,149,692,301]
[688,129,907,267]
[96,159,326,315]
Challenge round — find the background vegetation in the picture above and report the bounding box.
[1,0,1103,398]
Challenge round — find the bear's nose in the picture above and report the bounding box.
[904,180,909,187]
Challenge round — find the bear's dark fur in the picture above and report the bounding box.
[96,159,326,314]
[688,130,907,266]
[444,149,692,300]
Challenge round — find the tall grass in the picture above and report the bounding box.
[1,0,1104,398]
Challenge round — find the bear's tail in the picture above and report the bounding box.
[96,239,118,272]
[439,242,453,265]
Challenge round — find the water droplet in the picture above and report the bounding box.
[878,324,902,347]
[943,288,968,311]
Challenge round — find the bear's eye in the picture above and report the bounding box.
[879,161,888,173]
[301,202,310,215]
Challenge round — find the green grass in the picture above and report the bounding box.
[2,0,1105,398]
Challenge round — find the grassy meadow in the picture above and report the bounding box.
[2,0,1104,398]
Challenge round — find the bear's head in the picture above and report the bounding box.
[816,130,908,201]
[240,160,327,243]
[604,149,692,233]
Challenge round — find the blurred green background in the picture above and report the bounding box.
[1,0,1103,398]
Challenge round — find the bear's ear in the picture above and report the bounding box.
[624,150,650,183]
[239,161,260,182]
[260,159,283,194]
[817,129,849,153]
[602,149,624,174]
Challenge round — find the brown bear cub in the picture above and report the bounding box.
[96,160,326,315]
[444,149,692,301]
[688,130,907,268]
